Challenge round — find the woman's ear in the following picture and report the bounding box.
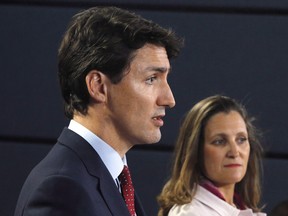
[85,70,107,102]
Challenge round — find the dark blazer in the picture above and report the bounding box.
[14,128,146,216]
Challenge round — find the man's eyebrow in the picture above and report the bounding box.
[145,66,172,74]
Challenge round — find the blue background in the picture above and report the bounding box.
[1,1,288,215]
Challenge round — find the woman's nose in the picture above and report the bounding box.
[227,142,239,158]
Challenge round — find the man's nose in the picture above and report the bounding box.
[160,82,175,108]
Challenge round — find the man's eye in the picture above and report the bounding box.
[145,76,156,84]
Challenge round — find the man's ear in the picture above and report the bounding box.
[85,70,107,102]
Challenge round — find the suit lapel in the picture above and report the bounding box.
[135,192,147,216]
[58,128,131,216]
[99,175,131,216]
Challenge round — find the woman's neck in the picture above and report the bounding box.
[215,184,235,205]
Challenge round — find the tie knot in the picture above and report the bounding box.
[119,165,132,186]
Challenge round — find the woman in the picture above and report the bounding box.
[157,95,266,216]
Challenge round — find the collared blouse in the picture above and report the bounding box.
[168,185,266,216]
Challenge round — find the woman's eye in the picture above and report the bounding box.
[237,137,248,144]
[212,139,225,145]
[146,76,156,85]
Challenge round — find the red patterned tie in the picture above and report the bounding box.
[119,165,136,216]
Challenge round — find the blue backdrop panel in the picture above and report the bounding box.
[1,5,288,153]
[0,142,52,216]
[1,3,288,216]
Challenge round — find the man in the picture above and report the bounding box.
[14,6,183,216]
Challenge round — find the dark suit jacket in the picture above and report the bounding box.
[14,128,147,216]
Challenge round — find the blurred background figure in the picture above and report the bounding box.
[270,200,288,216]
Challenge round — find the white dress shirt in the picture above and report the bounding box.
[68,120,126,187]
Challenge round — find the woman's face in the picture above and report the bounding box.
[203,111,250,187]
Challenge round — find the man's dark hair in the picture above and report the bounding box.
[58,6,183,119]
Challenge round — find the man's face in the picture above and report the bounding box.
[106,43,175,147]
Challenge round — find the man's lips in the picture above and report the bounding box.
[152,115,165,127]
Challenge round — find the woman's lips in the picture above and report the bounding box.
[224,164,242,168]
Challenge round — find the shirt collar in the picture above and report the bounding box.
[200,178,246,210]
[196,185,240,216]
[68,119,125,180]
